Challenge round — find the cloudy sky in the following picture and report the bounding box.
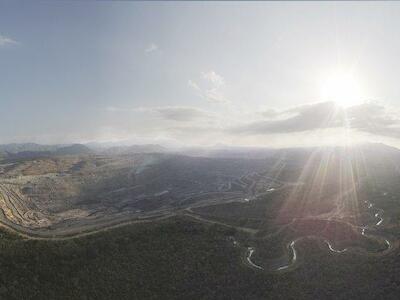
[2,2,400,148]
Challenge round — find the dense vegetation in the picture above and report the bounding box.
[0,216,397,299]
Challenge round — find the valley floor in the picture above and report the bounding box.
[0,216,398,300]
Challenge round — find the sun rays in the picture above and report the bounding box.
[275,110,370,226]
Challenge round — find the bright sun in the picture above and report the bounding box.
[320,70,364,107]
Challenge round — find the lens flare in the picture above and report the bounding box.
[320,70,364,107]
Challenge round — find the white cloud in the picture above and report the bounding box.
[202,71,225,87]
[188,80,201,91]
[204,88,226,103]
[106,105,213,122]
[105,106,123,112]
[103,101,400,148]
[150,106,211,122]
[189,70,228,103]
[145,43,159,53]
[0,34,17,46]
[228,101,400,142]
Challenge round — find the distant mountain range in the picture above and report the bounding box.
[0,143,61,154]
[54,144,93,156]
[0,143,93,159]
[0,142,169,160]
[100,144,167,155]
[1,142,399,162]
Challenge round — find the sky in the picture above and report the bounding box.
[2,1,400,148]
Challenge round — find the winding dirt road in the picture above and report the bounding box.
[244,196,399,273]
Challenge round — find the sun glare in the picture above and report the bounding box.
[320,70,364,107]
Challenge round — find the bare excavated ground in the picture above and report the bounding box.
[0,153,285,238]
[0,154,140,236]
